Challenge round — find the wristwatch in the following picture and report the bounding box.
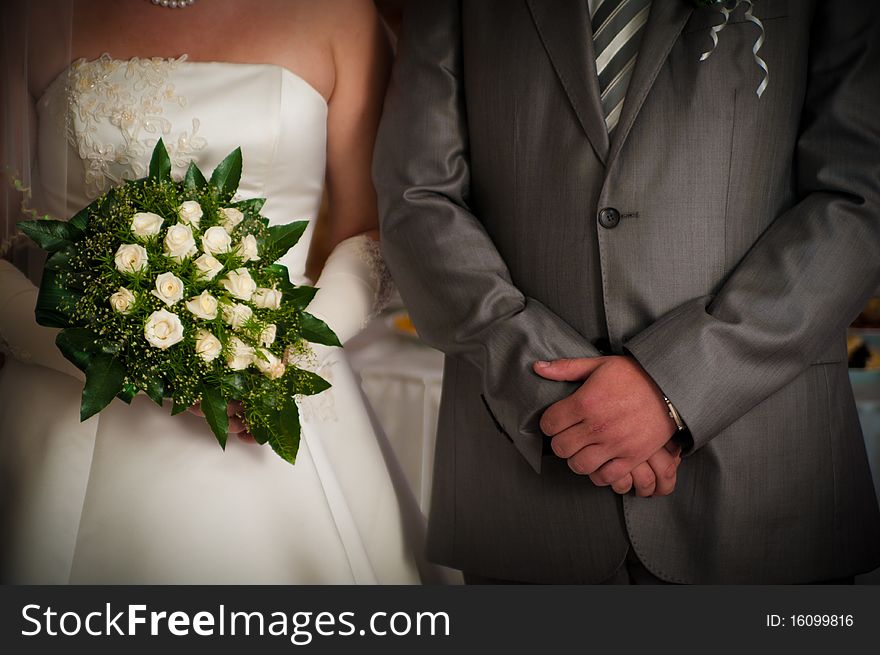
[663,395,686,432]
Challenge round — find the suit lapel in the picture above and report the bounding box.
[525,0,609,165]
[606,1,694,169]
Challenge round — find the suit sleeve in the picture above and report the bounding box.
[373,0,600,472]
[626,1,880,453]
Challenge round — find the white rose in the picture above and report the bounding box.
[185,291,219,320]
[202,225,232,255]
[252,287,282,310]
[195,328,222,362]
[178,200,203,228]
[144,309,184,349]
[220,268,257,301]
[235,234,260,262]
[114,243,149,274]
[151,272,185,306]
[194,253,224,280]
[109,287,136,314]
[130,212,164,239]
[226,337,255,370]
[219,207,244,231]
[164,223,198,262]
[260,323,277,347]
[221,302,253,330]
[254,348,285,380]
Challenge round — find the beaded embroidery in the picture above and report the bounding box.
[45,54,207,199]
[355,236,395,329]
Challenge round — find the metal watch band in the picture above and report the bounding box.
[663,395,686,432]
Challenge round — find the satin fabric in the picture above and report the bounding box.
[0,58,423,584]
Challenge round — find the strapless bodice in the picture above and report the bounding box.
[36,54,327,280]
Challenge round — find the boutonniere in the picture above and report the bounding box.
[690,0,769,97]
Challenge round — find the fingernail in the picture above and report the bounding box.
[536,360,551,367]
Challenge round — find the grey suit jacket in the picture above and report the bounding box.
[373,0,880,583]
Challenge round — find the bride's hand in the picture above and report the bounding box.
[187,401,255,443]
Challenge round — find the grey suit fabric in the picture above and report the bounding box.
[373,0,880,583]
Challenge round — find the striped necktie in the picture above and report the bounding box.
[591,0,652,133]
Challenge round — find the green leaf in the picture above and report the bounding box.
[80,353,126,421]
[34,268,81,328]
[266,402,301,464]
[184,161,208,192]
[56,328,120,360]
[209,147,242,200]
[232,197,266,214]
[117,383,138,405]
[149,139,172,180]
[44,244,76,271]
[291,368,332,397]
[283,285,318,309]
[171,400,190,416]
[68,203,91,234]
[18,220,75,252]
[249,423,270,446]
[264,263,290,277]
[264,264,293,287]
[55,327,99,373]
[55,327,99,353]
[263,221,309,261]
[222,371,249,397]
[200,384,229,449]
[263,267,317,308]
[145,376,165,406]
[299,311,341,347]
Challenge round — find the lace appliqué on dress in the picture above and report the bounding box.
[296,360,339,424]
[54,54,207,199]
[354,236,395,331]
[288,344,339,424]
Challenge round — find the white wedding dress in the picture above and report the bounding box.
[0,55,425,584]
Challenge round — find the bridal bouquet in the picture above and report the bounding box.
[19,140,338,464]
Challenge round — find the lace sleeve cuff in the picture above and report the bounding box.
[304,234,395,346]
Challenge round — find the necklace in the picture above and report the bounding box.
[150,0,196,8]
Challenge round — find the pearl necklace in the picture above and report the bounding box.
[150,0,196,8]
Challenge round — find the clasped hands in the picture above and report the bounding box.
[534,356,682,497]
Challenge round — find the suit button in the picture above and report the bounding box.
[598,207,621,229]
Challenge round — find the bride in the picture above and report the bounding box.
[0,0,432,584]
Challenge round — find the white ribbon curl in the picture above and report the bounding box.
[699,0,770,98]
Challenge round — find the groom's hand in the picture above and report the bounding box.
[607,441,682,497]
[534,356,679,490]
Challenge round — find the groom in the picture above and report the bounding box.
[373,0,880,583]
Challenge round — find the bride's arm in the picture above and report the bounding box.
[0,261,84,381]
[303,0,394,346]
